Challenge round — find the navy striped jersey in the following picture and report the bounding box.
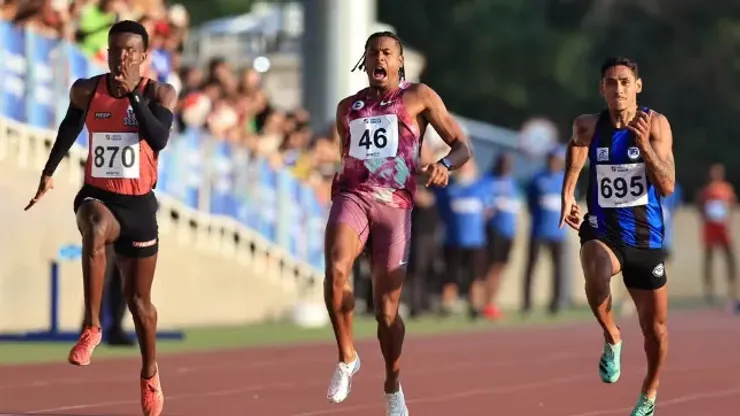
[584,109,664,249]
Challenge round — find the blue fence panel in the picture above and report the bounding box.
[0,21,27,122]
[25,31,58,129]
[256,159,278,243]
[276,169,302,257]
[209,140,236,217]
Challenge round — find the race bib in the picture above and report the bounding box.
[705,199,729,221]
[348,114,399,160]
[596,163,648,208]
[90,132,140,179]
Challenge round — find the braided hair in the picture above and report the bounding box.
[351,31,406,82]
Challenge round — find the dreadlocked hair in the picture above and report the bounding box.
[352,31,405,81]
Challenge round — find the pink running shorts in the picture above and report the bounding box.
[327,191,412,271]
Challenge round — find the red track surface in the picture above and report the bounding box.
[1,309,739,415]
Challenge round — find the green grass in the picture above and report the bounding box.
[0,298,708,365]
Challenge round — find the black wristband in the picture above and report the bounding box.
[128,90,143,104]
[438,157,453,170]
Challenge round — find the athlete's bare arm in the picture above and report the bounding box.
[334,96,353,140]
[414,83,470,169]
[638,112,675,197]
[562,114,597,197]
[559,114,596,229]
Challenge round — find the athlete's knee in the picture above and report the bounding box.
[581,242,615,288]
[323,258,355,313]
[373,295,400,328]
[125,290,156,321]
[641,315,668,346]
[79,209,110,250]
[325,256,353,291]
[81,224,108,257]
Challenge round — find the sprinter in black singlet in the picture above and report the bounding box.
[560,57,675,416]
[26,21,174,416]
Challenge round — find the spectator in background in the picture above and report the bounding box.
[435,160,490,318]
[207,57,238,96]
[0,0,17,19]
[405,144,441,318]
[482,152,520,320]
[148,18,174,82]
[76,0,126,57]
[522,147,567,316]
[9,0,70,38]
[699,163,738,309]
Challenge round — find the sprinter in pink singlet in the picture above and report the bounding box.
[324,31,471,415]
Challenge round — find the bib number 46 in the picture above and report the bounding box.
[600,176,645,199]
[359,127,387,150]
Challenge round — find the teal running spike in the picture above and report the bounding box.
[598,340,622,383]
[630,393,656,416]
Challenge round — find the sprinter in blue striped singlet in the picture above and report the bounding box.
[559,57,676,416]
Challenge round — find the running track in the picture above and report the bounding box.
[0,310,738,415]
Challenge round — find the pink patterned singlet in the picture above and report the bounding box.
[332,83,422,209]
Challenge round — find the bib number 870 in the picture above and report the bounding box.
[358,128,387,149]
[93,145,136,168]
[600,176,645,199]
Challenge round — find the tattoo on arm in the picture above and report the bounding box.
[642,145,675,189]
[562,117,591,195]
[565,122,588,173]
[641,114,675,194]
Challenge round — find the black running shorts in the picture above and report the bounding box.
[579,223,667,291]
[73,184,159,258]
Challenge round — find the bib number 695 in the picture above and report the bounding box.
[600,176,645,199]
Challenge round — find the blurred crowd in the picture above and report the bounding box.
[177,57,340,204]
[1,0,342,203]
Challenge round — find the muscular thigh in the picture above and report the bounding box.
[325,192,370,273]
[112,193,159,259]
[73,187,121,243]
[580,239,622,280]
[368,203,412,274]
[621,247,667,291]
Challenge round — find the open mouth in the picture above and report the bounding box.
[373,66,387,80]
